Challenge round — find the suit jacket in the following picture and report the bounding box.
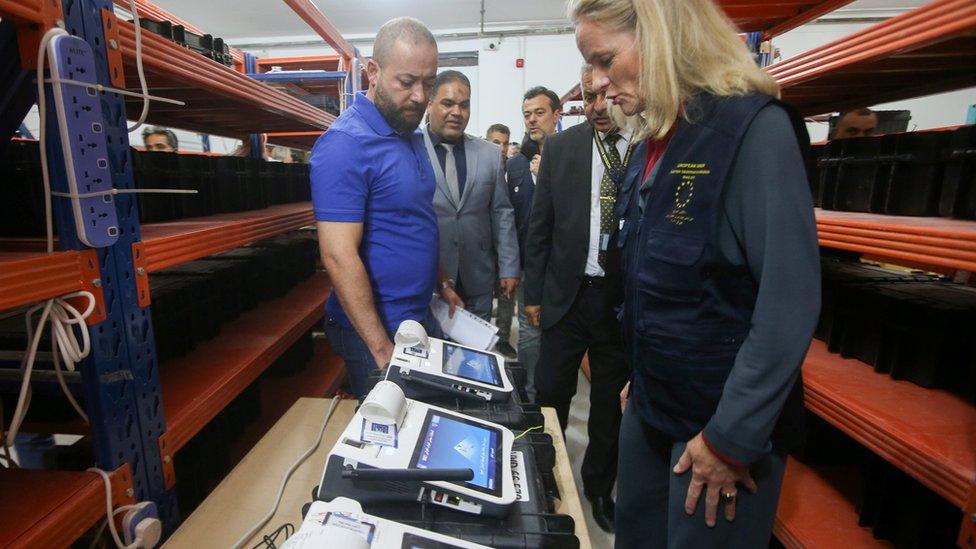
[425,131,520,298]
[523,121,623,329]
[506,153,535,265]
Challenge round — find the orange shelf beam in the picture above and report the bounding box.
[803,340,976,509]
[816,209,976,273]
[280,0,358,64]
[0,465,135,548]
[717,0,856,35]
[768,0,976,115]
[255,55,342,73]
[115,17,333,136]
[0,250,105,316]
[135,203,314,274]
[157,272,331,473]
[0,0,60,26]
[775,459,891,548]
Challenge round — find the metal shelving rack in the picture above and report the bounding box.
[559,0,976,546]
[763,1,976,546]
[0,0,354,544]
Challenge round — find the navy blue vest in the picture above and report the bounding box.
[616,93,804,443]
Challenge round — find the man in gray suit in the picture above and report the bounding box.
[424,71,520,321]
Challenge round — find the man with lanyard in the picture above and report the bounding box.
[310,17,463,398]
[523,66,633,533]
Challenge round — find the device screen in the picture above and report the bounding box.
[400,532,467,548]
[410,410,502,496]
[441,343,502,387]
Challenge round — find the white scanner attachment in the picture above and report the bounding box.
[387,321,513,402]
[319,385,517,518]
[282,497,490,548]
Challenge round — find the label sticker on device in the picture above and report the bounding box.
[361,419,398,448]
[511,451,530,503]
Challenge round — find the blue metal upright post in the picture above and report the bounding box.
[51,0,177,529]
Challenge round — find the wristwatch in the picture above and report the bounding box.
[440,279,456,292]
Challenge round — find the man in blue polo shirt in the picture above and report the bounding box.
[310,17,463,397]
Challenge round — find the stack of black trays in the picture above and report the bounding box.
[939,126,976,220]
[817,258,976,402]
[138,18,233,67]
[149,233,319,362]
[0,140,47,237]
[796,414,962,548]
[810,125,976,219]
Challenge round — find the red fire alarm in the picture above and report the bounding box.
[515,58,524,68]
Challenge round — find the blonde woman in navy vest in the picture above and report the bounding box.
[571,0,821,546]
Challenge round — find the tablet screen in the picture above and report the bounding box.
[410,411,502,496]
[441,343,503,387]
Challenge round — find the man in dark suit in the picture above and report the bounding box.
[523,68,632,533]
[507,86,561,400]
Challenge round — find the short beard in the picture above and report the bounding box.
[374,82,424,135]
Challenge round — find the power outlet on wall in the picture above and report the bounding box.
[47,34,120,248]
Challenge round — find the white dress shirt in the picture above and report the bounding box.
[585,129,632,277]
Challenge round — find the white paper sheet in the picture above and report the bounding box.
[430,296,499,350]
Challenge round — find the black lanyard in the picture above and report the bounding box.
[594,129,634,184]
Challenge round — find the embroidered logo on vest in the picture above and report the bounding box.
[666,163,709,225]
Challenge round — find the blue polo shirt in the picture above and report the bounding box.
[310,92,439,332]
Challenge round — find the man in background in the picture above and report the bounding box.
[508,142,521,158]
[507,86,561,399]
[485,123,518,357]
[832,108,878,139]
[310,17,462,397]
[485,123,510,168]
[142,126,178,152]
[524,67,631,532]
[424,72,519,322]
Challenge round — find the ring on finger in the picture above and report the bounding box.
[720,491,737,505]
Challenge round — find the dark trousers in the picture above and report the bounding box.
[616,404,787,549]
[534,280,629,497]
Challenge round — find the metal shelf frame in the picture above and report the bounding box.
[768,0,976,116]
[0,0,353,544]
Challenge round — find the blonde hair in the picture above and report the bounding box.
[570,0,779,139]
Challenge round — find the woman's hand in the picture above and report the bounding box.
[673,433,758,527]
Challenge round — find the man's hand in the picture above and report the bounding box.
[619,381,630,413]
[524,305,541,327]
[673,433,758,527]
[442,286,465,318]
[499,277,520,299]
[369,339,395,370]
[530,154,542,176]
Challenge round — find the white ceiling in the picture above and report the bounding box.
[149,0,929,42]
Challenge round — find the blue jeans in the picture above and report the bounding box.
[326,310,443,398]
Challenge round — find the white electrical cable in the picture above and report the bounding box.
[126,0,151,133]
[4,291,96,447]
[88,467,142,549]
[231,396,342,549]
[90,504,137,549]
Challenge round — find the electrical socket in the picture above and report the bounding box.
[122,501,160,546]
[47,34,120,248]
